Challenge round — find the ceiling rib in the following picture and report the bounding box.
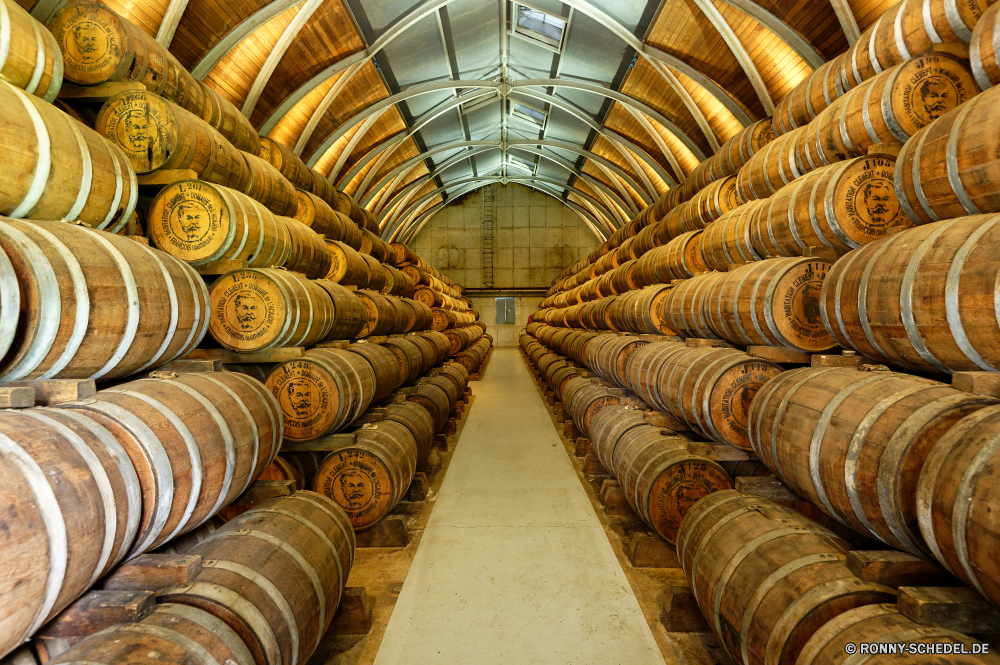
[294,60,366,154]
[829,0,861,44]
[156,0,189,47]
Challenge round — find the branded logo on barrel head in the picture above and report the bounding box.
[103,94,172,171]
[159,185,221,251]
[781,264,828,340]
[651,462,731,542]
[267,360,332,435]
[212,272,278,344]
[900,57,972,131]
[319,451,386,526]
[53,8,122,78]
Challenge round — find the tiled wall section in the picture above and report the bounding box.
[410,184,599,290]
[468,296,540,347]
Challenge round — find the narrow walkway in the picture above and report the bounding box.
[374,348,665,665]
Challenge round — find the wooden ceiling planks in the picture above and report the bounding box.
[671,67,743,144]
[848,0,899,30]
[590,133,650,193]
[169,0,272,70]
[99,0,168,37]
[602,103,683,182]
[625,145,670,195]
[203,4,300,109]
[336,106,407,187]
[621,58,711,158]
[267,71,341,149]
[751,0,847,59]
[250,0,365,127]
[583,159,646,210]
[646,0,765,120]
[301,60,389,162]
[714,0,812,106]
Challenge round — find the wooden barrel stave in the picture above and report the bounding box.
[383,400,436,462]
[347,342,404,401]
[241,152,298,218]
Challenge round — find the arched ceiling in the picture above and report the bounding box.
[36,0,899,241]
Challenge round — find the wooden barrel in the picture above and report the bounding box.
[661,272,725,339]
[678,491,897,665]
[610,284,676,335]
[208,268,333,352]
[266,349,376,441]
[96,91,247,190]
[256,455,304,490]
[148,180,290,267]
[294,190,347,242]
[797,604,998,665]
[751,155,906,258]
[422,330,453,363]
[407,334,440,374]
[420,375,459,412]
[384,401,435,462]
[278,216,332,279]
[735,127,806,204]
[445,326,483,355]
[403,382,452,432]
[568,384,625,438]
[706,257,836,352]
[0,80,137,230]
[381,338,425,385]
[49,604,255,665]
[359,229,386,262]
[354,290,396,337]
[586,335,648,389]
[748,367,996,557]
[347,342,404,400]
[314,280,366,341]
[917,404,1000,607]
[160,491,355,665]
[361,254,388,293]
[589,403,648,467]
[657,345,783,450]
[819,215,1000,374]
[391,242,418,266]
[662,230,707,279]
[200,83,260,155]
[0,0,61,101]
[699,201,765,271]
[613,424,732,543]
[894,85,1000,224]
[257,136,315,192]
[241,151,298,218]
[327,240,370,287]
[313,421,417,529]
[431,308,475,330]
[47,0,203,115]
[972,2,1000,90]
[431,361,470,395]
[0,407,142,657]
[773,58,842,136]
[62,371,282,555]
[836,52,976,159]
[0,219,208,380]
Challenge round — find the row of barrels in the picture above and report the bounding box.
[262,331,454,442]
[430,307,479,331]
[452,335,493,375]
[38,492,355,665]
[265,362,469,530]
[205,268,432,352]
[518,333,734,544]
[0,370,283,658]
[392,246,462,292]
[749,365,1000,610]
[445,323,486,355]
[327,239,415,296]
[678,491,996,665]
[525,324,783,451]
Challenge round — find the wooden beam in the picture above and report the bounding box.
[829,0,861,44]
[647,59,720,152]
[156,0,190,47]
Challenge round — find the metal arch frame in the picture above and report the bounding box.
[829,0,860,44]
[156,0,190,47]
[619,104,684,183]
[717,0,824,67]
[370,145,499,213]
[379,147,634,229]
[191,0,305,79]
[255,0,763,137]
[294,60,367,155]
[303,80,497,168]
[314,78,694,193]
[396,180,609,243]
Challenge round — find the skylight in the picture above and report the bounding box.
[509,100,547,128]
[507,155,536,174]
[513,3,568,51]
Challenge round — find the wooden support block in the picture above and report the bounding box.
[629,532,681,568]
[156,359,222,373]
[811,351,861,368]
[564,420,576,440]
[952,371,1000,398]
[546,392,555,406]
[136,169,199,187]
[5,379,95,405]
[659,586,711,632]
[575,438,593,457]
[847,551,957,588]
[434,433,449,452]
[600,480,631,516]
[685,338,730,348]
[898,586,1000,634]
[464,388,472,400]
[313,340,352,349]
[101,554,202,592]
[352,410,386,426]
[803,245,847,261]
[0,386,35,408]
[555,405,566,423]
[193,258,248,276]
[37,590,154,638]
[406,472,428,502]
[184,347,304,364]
[445,418,457,435]
[328,587,374,635]
[583,453,610,476]
[470,373,480,381]
[644,409,686,432]
[687,441,755,461]
[748,345,812,364]
[355,515,408,548]
[220,479,296,520]
[736,476,800,502]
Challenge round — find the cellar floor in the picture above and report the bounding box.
[371,348,665,664]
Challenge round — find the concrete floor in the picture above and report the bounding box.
[374,348,666,665]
